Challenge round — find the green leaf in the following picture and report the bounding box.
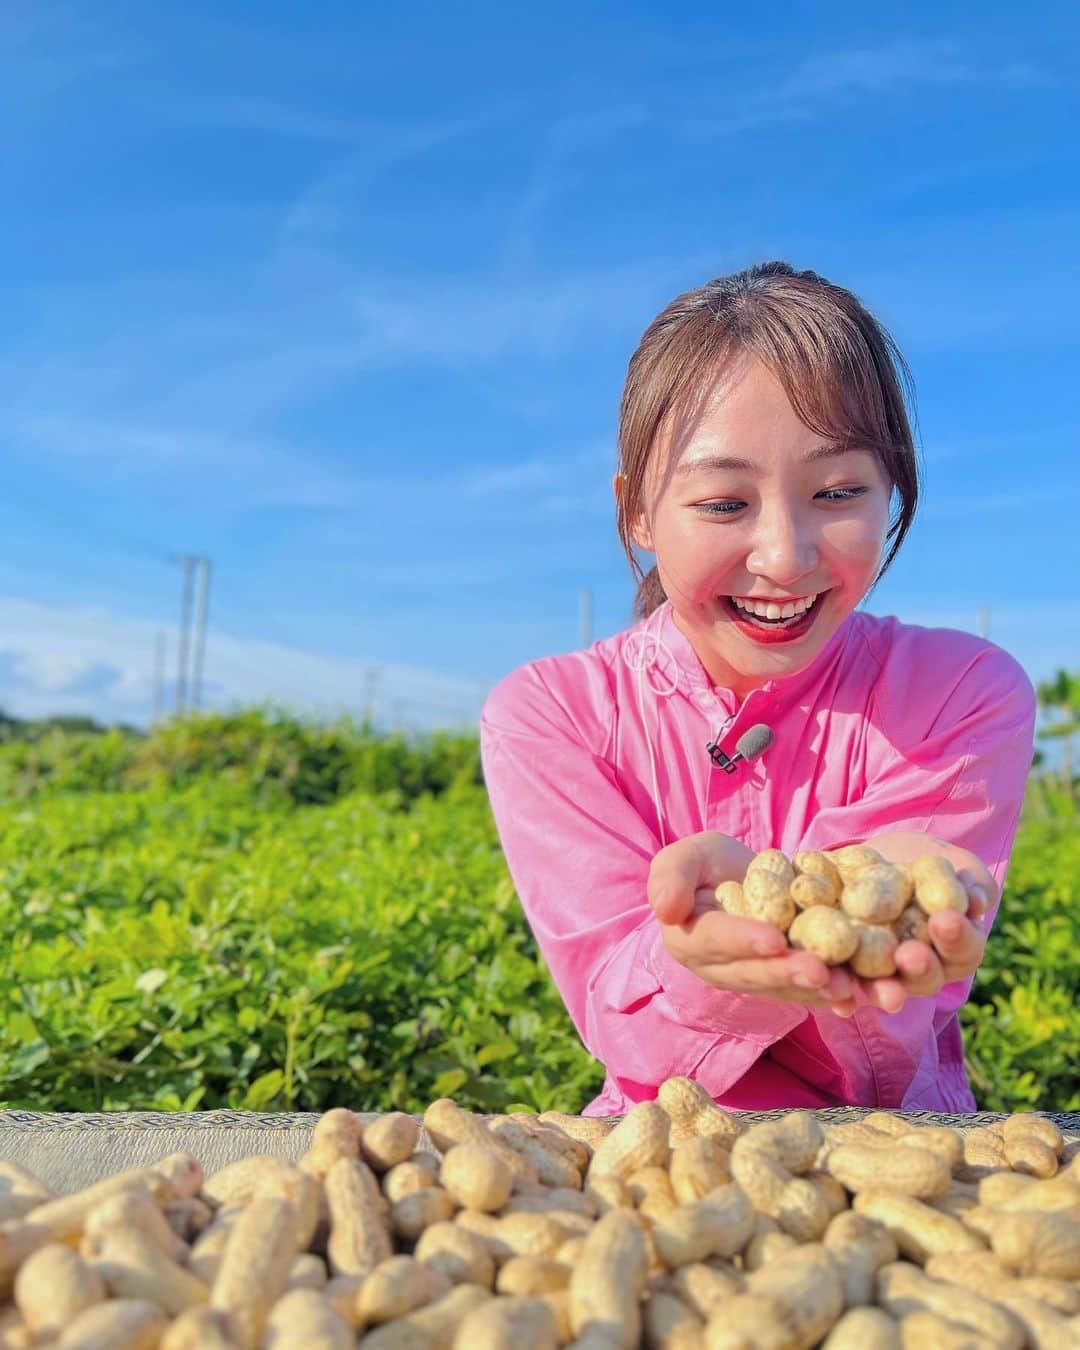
[243,1069,285,1110]
[476,1039,518,1067]
[6,1012,38,1044]
[135,968,168,995]
[8,1041,50,1076]
[431,1067,468,1097]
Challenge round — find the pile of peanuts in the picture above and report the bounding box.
[0,1082,1077,1347]
[715,847,971,976]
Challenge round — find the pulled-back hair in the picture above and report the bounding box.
[616,262,920,618]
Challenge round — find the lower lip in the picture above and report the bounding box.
[724,594,827,644]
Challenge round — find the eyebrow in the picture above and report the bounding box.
[675,443,865,476]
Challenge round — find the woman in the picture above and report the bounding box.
[480,262,1035,1113]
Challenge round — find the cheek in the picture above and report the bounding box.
[822,513,888,573]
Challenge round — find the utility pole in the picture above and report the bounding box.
[152,630,166,724]
[362,667,378,729]
[190,558,212,710]
[170,555,198,715]
[169,554,210,715]
[579,586,593,649]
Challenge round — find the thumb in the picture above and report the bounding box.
[648,836,729,924]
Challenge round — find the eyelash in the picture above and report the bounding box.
[697,487,867,516]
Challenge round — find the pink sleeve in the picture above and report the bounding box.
[479,662,802,1090]
[799,642,1036,1024]
[798,643,1036,897]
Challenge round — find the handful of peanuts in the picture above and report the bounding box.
[0,1080,1076,1347]
[715,846,971,977]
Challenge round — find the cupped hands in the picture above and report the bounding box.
[647,830,993,1018]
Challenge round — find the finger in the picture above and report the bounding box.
[648,837,718,923]
[926,911,986,981]
[668,910,857,1003]
[664,908,788,962]
[854,975,910,1014]
[964,883,989,921]
[826,966,857,1003]
[689,951,837,1000]
[956,863,998,919]
[649,835,753,923]
[891,940,946,997]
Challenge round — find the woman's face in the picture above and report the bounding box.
[624,356,892,698]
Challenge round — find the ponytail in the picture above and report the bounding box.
[632,566,667,620]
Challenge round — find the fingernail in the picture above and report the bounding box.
[969,884,988,907]
[793,973,823,989]
[833,1003,855,1019]
[754,936,784,957]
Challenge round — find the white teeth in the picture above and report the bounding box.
[732,593,820,619]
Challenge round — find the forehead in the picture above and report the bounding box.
[657,361,856,474]
[660,358,794,448]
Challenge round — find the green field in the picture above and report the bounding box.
[0,710,1075,1114]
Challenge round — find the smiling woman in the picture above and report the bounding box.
[480,261,1036,1116]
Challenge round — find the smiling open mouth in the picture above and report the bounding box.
[722,591,829,640]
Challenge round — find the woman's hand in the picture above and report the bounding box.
[849,831,995,1014]
[647,833,860,1015]
[647,830,995,1018]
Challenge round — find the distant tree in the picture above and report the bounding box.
[41,715,107,735]
[1035,668,1080,801]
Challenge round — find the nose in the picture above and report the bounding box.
[745,499,819,586]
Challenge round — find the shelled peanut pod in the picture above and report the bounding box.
[0,1091,1072,1348]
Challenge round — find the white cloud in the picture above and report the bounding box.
[10,412,619,523]
[463,459,557,497]
[778,40,977,100]
[12,415,382,510]
[0,595,489,731]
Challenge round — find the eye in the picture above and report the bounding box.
[695,486,868,516]
[816,487,867,502]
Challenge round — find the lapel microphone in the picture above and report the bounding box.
[707,723,774,775]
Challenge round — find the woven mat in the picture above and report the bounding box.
[0,1108,1077,1194]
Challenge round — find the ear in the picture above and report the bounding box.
[613,472,655,552]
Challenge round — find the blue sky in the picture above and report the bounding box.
[2,2,1077,731]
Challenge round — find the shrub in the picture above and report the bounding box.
[0,708,482,808]
[0,717,1073,1114]
[961,812,1079,1111]
[0,777,602,1113]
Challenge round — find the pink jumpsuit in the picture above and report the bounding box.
[480,601,1036,1114]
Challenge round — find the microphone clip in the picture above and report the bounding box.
[706,741,741,774]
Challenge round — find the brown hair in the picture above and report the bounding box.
[616,261,920,618]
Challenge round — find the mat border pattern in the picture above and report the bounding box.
[0,1108,1077,1136]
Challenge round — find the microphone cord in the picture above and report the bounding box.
[624,603,741,848]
